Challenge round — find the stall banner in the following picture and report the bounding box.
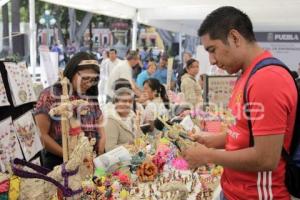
[256,32,300,71]
[39,49,59,87]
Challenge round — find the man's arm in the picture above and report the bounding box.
[193,132,227,149]
[184,134,284,172]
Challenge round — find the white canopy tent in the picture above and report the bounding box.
[29,0,300,80]
[0,0,10,7]
[39,0,300,36]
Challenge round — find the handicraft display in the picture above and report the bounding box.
[4,62,37,106]
[0,73,9,106]
[13,111,43,161]
[0,117,23,172]
[204,75,237,108]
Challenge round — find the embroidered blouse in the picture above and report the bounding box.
[34,84,102,145]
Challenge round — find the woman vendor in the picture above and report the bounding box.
[34,52,106,169]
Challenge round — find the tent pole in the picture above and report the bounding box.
[29,0,37,82]
[179,32,182,62]
[131,9,138,50]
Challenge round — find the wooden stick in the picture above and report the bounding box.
[61,77,69,162]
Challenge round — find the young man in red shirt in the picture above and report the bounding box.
[182,6,297,200]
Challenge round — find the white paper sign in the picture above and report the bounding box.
[40,50,59,87]
[93,146,131,170]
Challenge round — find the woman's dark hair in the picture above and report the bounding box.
[186,58,198,69]
[113,78,132,91]
[143,78,170,109]
[63,52,100,98]
[113,88,134,104]
[112,78,137,113]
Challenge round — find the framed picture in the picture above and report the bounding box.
[4,62,37,106]
[13,111,43,161]
[0,73,9,107]
[203,75,237,109]
[0,117,23,172]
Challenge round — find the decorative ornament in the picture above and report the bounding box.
[136,161,158,182]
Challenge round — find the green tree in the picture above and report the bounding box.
[1,3,9,56]
[11,0,21,33]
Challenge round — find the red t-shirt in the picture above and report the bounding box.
[221,51,297,200]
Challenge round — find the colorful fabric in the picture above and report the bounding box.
[34,84,102,143]
[222,51,297,200]
[0,193,8,200]
[8,176,20,200]
[0,180,9,193]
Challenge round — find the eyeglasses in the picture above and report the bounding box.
[77,71,99,84]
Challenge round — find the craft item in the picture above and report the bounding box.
[12,134,95,199]
[13,111,43,161]
[171,158,189,170]
[4,62,36,106]
[130,151,146,172]
[48,73,89,162]
[136,161,158,182]
[93,146,131,171]
[0,117,23,170]
[119,189,129,200]
[160,181,188,200]
[94,168,106,177]
[152,152,166,173]
[0,74,9,106]
[8,175,20,200]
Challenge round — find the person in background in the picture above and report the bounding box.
[140,46,149,69]
[291,71,300,88]
[153,55,176,89]
[142,78,170,133]
[132,60,143,81]
[182,6,297,200]
[106,50,141,101]
[105,78,144,118]
[66,40,77,60]
[136,61,157,89]
[104,87,140,152]
[180,58,202,108]
[99,49,121,103]
[34,52,106,169]
[176,51,193,91]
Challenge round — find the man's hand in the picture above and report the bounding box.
[188,132,226,149]
[182,143,211,169]
[190,134,206,144]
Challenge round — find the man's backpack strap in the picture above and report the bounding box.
[243,57,299,160]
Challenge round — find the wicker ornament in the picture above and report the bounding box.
[136,161,158,182]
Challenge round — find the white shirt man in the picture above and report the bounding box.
[99,49,121,102]
[106,51,140,100]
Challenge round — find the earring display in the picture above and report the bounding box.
[13,111,43,161]
[206,76,237,107]
[0,117,23,172]
[4,62,37,106]
[0,73,10,106]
